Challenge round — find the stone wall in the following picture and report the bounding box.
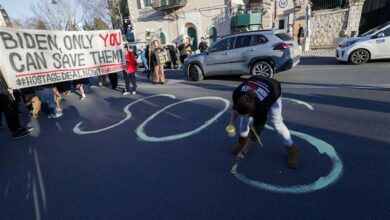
[310,9,349,48]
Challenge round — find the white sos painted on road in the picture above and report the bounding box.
[135,97,230,142]
[73,95,230,142]
[72,93,342,194]
[233,124,343,194]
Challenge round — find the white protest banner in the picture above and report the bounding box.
[0,27,125,89]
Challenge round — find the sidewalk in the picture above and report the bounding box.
[301,49,335,58]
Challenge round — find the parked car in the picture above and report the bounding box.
[336,21,390,64]
[184,30,300,81]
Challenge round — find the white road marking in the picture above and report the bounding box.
[32,178,41,220]
[282,97,314,110]
[232,125,343,194]
[33,149,47,210]
[73,94,176,135]
[55,121,62,132]
[136,97,230,142]
[4,180,10,198]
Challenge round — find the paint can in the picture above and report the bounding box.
[226,124,236,137]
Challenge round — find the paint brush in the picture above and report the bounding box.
[251,127,263,147]
[230,162,238,175]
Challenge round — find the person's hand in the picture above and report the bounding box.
[235,151,246,161]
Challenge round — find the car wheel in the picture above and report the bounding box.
[349,49,369,65]
[251,61,274,78]
[188,64,204,81]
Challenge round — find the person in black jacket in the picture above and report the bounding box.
[228,76,300,169]
[0,72,32,139]
[198,37,208,53]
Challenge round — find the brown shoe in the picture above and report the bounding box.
[286,144,299,169]
[231,136,248,155]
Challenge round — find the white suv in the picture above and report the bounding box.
[185,30,300,81]
[336,21,390,64]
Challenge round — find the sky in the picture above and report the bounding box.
[1,0,37,20]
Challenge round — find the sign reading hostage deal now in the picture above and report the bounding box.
[0,27,125,89]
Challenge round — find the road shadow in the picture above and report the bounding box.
[283,92,390,114]
[280,82,390,92]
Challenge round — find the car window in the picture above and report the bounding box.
[251,35,268,46]
[209,37,235,52]
[275,33,293,41]
[383,27,390,37]
[234,35,252,49]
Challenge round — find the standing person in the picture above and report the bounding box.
[108,72,118,90]
[145,44,153,80]
[73,78,87,100]
[151,40,166,85]
[179,37,192,65]
[287,24,293,37]
[139,46,149,73]
[228,75,299,169]
[0,72,32,139]
[0,98,4,130]
[297,24,305,45]
[198,37,208,53]
[122,45,138,95]
[98,75,107,87]
[35,84,63,119]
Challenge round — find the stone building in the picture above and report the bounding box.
[127,0,366,50]
[308,0,366,49]
[128,0,232,50]
[0,4,12,27]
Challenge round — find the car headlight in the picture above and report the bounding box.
[340,40,359,48]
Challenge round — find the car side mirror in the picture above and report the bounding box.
[377,33,385,38]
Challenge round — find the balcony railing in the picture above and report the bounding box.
[311,0,348,11]
[152,0,187,11]
[231,4,262,28]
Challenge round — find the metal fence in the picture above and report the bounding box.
[311,0,348,11]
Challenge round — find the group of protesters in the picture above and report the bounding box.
[0,35,210,140]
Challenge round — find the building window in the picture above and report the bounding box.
[187,27,198,51]
[137,0,152,9]
[160,32,167,45]
[208,27,217,45]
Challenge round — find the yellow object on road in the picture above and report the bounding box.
[226,124,236,137]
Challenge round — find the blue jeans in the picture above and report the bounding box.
[141,56,148,70]
[35,88,57,115]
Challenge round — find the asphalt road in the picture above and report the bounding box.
[1,57,389,219]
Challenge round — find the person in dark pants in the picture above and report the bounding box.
[198,37,208,53]
[297,24,305,45]
[145,44,153,80]
[34,85,62,119]
[0,73,32,139]
[108,73,118,89]
[0,106,3,130]
[122,45,137,95]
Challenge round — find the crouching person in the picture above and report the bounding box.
[229,75,299,169]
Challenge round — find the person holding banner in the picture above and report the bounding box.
[34,85,63,119]
[0,72,32,139]
[73,79,87,100]
[151,40,166,85]
[122,45,137,95]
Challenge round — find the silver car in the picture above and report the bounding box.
[184,30,300,81]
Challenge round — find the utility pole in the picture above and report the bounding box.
[273,0,277,29]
